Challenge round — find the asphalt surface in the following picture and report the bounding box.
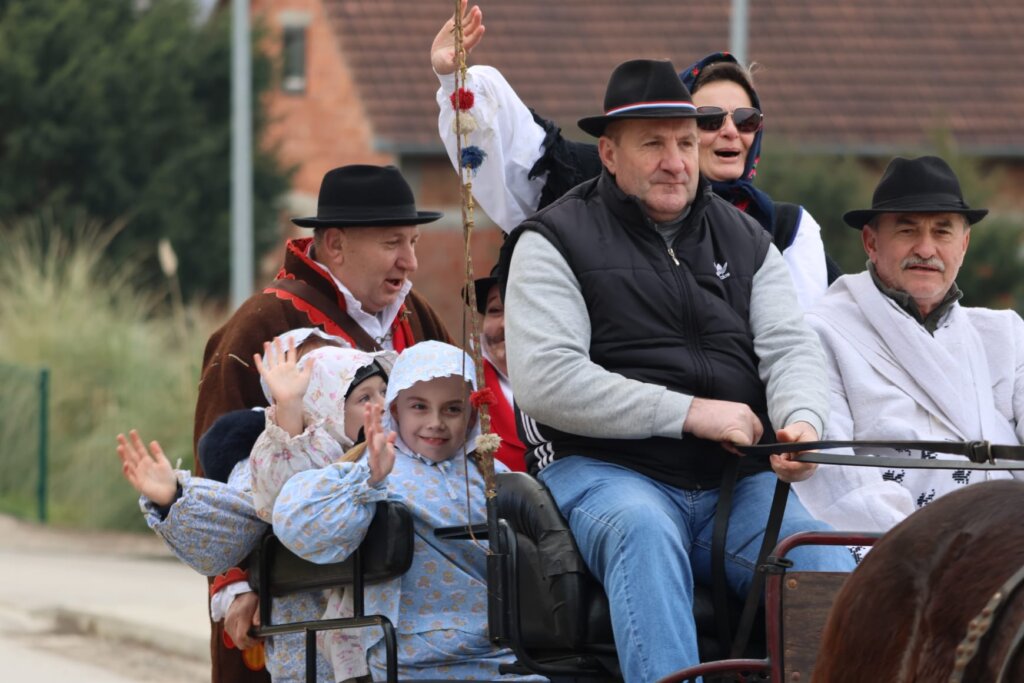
[0,514,211,681]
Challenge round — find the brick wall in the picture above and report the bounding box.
[254,0,392,198]
[250,1,501,340]
[412,223,506,344]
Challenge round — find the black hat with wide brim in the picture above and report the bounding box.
[577,59,725,138]
[292,164,443,228]
[462,265,499,314]
[843,156,988,229]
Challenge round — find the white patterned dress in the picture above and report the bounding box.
[140,460,335,682]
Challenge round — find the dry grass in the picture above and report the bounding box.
[0,212,223,530]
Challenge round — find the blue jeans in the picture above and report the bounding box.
[538,456,855,683]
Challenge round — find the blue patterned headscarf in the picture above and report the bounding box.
[680,52,776,233]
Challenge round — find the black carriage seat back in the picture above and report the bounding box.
[492,471,612,649]
[249,500,414,600]
[490,472,765,678]
[247,501,415,683]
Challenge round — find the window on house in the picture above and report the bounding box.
[282,26,306,94]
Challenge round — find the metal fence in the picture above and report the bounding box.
[0,362,49,522]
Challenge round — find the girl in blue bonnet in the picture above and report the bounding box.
[274,340,543,681]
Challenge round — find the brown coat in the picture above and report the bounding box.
[191,237,450,683]
[193,237,452,457]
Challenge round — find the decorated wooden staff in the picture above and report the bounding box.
[449,0,500,500]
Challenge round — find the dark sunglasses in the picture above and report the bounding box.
[696,106,764,133]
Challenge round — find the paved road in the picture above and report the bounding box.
[0,631,143,683]
[0,604,207,683]
[0,514,212,682]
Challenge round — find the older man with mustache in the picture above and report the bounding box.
[792,156,1024,537]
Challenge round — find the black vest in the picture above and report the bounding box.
[499,172,775,489]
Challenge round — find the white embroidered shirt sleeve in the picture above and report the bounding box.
[781,207,829,311]
[436,65,547,232]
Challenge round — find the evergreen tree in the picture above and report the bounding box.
[0,0,291,299]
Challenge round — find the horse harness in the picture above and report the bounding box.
[948,563,1024,683]
[722,439,1024,665]
[946,565,1024,679]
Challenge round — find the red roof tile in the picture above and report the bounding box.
[324,0,1024,155]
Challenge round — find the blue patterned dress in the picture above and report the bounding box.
[273,341,545,681]
[139,461,335,682]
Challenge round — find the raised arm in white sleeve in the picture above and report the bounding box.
[436,65,546,232]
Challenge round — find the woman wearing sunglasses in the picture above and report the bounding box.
[433,7,833,308]
[683,53,834,307]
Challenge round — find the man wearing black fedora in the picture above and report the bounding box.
[793,155,1024,541]
[193,164,451,683]
[498,59,853,681]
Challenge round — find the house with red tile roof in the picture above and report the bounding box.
[237,0,1024,331]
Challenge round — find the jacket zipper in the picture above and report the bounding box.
[658,233,711,396]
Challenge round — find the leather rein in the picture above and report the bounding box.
[736,439,1024,680]
[737,439,1024,470]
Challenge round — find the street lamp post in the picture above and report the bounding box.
[231,0,253,309]
[730,0,749,67]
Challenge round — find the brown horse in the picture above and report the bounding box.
[813,479,1024,682]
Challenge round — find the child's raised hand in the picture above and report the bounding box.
[253,336,312,406]
[364,402,396,486]
[117,430,178,506]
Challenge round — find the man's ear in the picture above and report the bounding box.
[319,228,346,267]
[861,225,878,263]
[598,135,617,176]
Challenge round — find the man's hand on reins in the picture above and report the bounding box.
[771,422,819,483]
[683,397,764,454]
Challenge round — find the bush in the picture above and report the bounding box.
[0,211,220,530]
[956,216,1024,311]
[756,144,873,275]
[0,0,292,300]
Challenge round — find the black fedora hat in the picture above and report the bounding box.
[577,59,724,137]
[463,265,499,314]
[292,165,443,228]
[843,156,988,229]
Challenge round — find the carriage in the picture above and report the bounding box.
[234,8,1024,676]
[249,440,1024,683]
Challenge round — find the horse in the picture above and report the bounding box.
[812,479,1024,682]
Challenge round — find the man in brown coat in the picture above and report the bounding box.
[194,164,451,683]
